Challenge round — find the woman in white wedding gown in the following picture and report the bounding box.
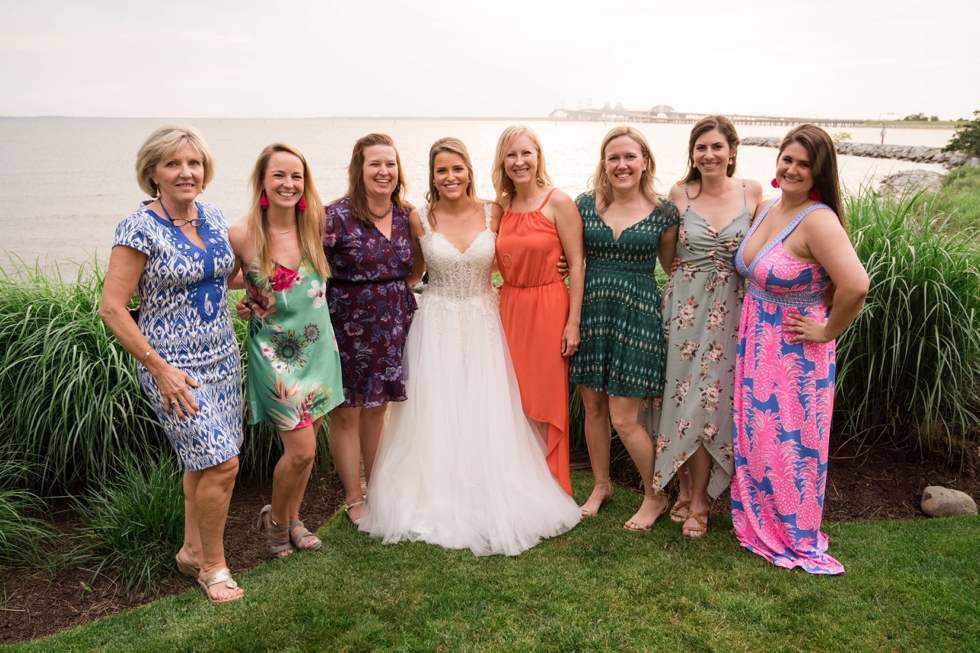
[358,138,581,556]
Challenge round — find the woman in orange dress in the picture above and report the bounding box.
[492,125,585,495]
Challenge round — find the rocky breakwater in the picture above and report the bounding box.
[741,136,980,169]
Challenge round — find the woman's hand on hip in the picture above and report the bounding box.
[783,311,832,344]
[153,363,202,419]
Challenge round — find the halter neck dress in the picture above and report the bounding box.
[730,198,844,575]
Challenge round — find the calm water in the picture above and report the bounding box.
[0,118,952,270]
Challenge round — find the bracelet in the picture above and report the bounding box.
[140,350,153,365]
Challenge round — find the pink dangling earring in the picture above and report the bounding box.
[297,196,308,211]
[260,190,270,210]
[809,188,822,202]
[771,178,780,189]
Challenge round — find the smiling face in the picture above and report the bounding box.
[361,144,398,199]
[432,151,470,201]
[262,151,305,210]
[603,135,647,193]
[151,143,204,205]
[693,128,733,179]
[775,141,814,195]
[503,133,539,186]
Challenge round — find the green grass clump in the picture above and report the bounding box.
[918,164,980,232]
[0,460,53,569]
[0,261,164,493]
[72,455,185,592]
[837,188,980,450]
[8,473,980,652]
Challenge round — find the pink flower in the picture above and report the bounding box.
[270,266,300,292]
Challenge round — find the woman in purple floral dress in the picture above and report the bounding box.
[324,134,422,524]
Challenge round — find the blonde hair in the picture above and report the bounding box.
[135,124,215,197]
[246,143,329,281]
[346,133,408,228]
[589,126,663,212]
[491,125,554,202]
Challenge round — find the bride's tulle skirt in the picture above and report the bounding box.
[359,292,581,556]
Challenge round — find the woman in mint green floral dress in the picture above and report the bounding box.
[229,143,343,559]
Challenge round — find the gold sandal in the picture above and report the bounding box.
[669,500,691,524]
[682,510,709,538]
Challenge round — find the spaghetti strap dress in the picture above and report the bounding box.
[495,188,572,495]
[243,257,344,430]
[641,181,750,497]
[730,198,844,575]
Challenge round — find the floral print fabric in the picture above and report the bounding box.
[730,199,843,575]
[244,258,343,430]
[641,190,751,498]
[323,197,416,408]
[113,201,242,472]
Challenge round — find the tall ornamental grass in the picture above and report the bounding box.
[73,455,185,592]
[0,459,54,569]
[0,261,164,493]
[836,189,980,451]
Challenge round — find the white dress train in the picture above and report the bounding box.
[358,203,581,556]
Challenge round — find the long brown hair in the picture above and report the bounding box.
[491,125,554,202]
[246,143,329,281]
[589,125,663,213]
[778,123,845,309]
[346,133,408,227]
[679,115,740,191]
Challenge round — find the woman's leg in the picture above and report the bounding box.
[358,403,389,484]
[271,417,322,547]
[682,444,711,538]
[609,396,667,530]
[670,464,693,523]
[579,386,613,516]
[328,406,365,522]
[186,456,242,601]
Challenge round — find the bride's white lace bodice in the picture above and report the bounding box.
[419,204,496,302]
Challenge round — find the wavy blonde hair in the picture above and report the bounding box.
[491,125,554,202]
[424,137,482,224]
[589,126,663,212]
[246,143,329,281]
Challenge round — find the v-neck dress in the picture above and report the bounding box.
[113,201,242,472]
[569,191,680,397]
[323,197,417,408]
[640,181,751,498]
[243,257,344,430]
[730,198,843,575]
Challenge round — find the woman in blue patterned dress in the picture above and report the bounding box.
[323,134,421,525]
[100,125,244,603]
[228,143,344,558]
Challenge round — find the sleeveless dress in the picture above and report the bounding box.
[243,257,344,430]
[495,189,573,495]
[641,182,750,497]
[359,204,581,556]
[570,192,680,397]
[730,199,843,575]
[113,201,242,472]
[323,198,417,408]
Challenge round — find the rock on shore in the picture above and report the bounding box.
[741,137,980,169]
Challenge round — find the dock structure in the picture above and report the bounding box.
[549,104,865,128]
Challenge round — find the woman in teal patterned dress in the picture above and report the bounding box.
[229,143,343,558]
[570,126,679,530]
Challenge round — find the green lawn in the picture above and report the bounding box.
[5,473,979,653]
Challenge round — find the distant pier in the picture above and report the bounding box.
[549,104,865,128]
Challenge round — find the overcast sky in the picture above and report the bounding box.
[1,0,976,120]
